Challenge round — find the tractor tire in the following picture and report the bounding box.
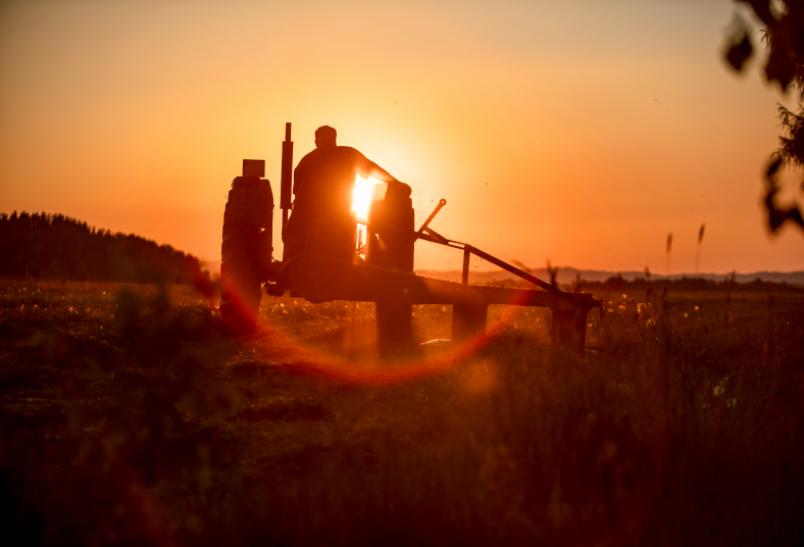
[220,175,273,335]
[220,219,263,334]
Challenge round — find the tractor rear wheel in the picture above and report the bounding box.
[220,220,263,334]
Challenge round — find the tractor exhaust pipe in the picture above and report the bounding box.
[280,122,293,232]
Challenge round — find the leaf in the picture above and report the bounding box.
[763,154,804,232]
[724,24,754,72]
[765,155,783,179]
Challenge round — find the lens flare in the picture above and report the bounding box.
[241,298,541,387]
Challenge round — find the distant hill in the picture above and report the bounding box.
[416,267,804,288]
[0,212,205,284]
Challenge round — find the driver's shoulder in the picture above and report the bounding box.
[335,145,362,157]
[335,145,360,154]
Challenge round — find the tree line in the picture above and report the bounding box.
[0,212,205,284]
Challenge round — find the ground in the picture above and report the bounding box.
[1,279,803,546]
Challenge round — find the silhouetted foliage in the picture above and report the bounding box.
[0,211,204,283]
[723,0,804,232]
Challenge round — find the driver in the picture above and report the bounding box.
[284,125,407,260]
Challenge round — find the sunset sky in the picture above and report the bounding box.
[1,0,801,273]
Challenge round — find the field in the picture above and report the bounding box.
[1,279,803,546]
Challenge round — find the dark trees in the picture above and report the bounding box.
[0,212,204,284]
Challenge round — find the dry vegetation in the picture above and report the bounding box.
[1,280,803,546]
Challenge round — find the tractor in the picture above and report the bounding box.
[220,123,598,351]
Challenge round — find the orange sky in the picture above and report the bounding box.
[1,0,801,273]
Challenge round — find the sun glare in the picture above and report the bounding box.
[351,175,382,222]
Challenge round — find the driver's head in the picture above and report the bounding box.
[314,125,337,149]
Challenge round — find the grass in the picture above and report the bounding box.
[0,279,802,546]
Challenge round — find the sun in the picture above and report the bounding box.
[351,174,382,222]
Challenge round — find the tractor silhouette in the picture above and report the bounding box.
[221,123,597,352]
